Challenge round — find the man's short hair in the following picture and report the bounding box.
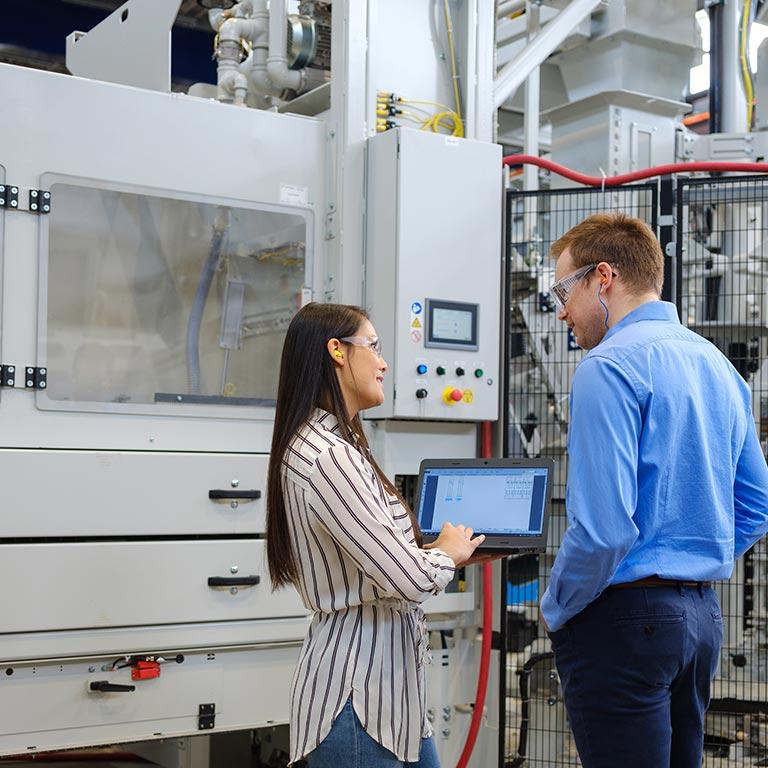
[550,212,664,295]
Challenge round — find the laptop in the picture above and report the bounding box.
[415,457,554,554]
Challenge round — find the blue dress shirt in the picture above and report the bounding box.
[541,300,768,632]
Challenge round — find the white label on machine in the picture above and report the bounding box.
[280,184,309,205]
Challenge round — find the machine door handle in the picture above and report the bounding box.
[208,489,261,501]
[89,680,136,693]
[207,575,260,588]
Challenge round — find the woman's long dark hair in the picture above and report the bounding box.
[267,302,422,589]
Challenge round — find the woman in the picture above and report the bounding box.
[267,303,485,768]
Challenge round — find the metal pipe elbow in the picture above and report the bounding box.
[265,58,306,92]
[219,16,264,45]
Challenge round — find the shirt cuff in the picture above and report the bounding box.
[421,547,456,594]
[540,587,568,633]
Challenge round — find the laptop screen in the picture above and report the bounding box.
[415,459,553,552]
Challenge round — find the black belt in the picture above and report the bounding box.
[608,576,711,590]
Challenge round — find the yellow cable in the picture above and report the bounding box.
[442,0,465,138]
[398,110,428,122]
[384,94,464,137]
[421,110,463,137]
[402,99,463,133]
[400,98,455,113]
[740,0,754,129]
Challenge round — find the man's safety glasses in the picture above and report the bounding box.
[340,336,383,357]
[550,264,597,309]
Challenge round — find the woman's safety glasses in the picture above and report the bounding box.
[340,336,383,357]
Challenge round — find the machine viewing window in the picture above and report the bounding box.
[425,299,479,351]
[39,179,310,414]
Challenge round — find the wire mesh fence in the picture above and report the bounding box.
[677,176,768,766]
[501,176,768,766]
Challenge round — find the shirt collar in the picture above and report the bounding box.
[601,300,679,344]
[310,407,341,433]
[310,408,369,452]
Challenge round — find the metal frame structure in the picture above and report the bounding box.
[499,176,768,766]
[676,174,768,764]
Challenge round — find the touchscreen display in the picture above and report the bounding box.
[431,307,474,342]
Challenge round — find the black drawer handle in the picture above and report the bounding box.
[208,489,261,501]
[89,680,136,693]
[207,575,260,588]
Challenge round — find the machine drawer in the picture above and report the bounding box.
[0,644,301,753]
[0,449,268,536]
[0,540,307,633]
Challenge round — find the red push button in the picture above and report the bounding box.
[450,389,463,401]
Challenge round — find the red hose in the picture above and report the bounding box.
[502,154,768,187]
[455,421,494,768]
[455,562,493,768]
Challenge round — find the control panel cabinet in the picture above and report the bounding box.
[364,129,502,421]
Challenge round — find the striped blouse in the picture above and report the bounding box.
[282,408,456,764]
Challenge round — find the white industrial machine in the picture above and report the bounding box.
[1,0,767,766]
[0,0,503,766]
[0,58,323,755]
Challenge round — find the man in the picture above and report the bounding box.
[539,212,768,768]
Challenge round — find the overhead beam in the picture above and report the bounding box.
[493,0,602,109]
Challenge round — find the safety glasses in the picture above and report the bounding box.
[550,263,597,309]
[340,335,383,357]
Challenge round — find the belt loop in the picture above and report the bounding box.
[676,581,683,596]
[697,581,704,597]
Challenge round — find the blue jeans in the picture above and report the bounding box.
[304,698,441,768]
[549,584,723,768]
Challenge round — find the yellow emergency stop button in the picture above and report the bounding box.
[442,386,463,405]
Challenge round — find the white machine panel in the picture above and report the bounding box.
[364,129,502,420]
[0,62,319,754]
[0,540,307,633]
[0,450,268,536]
[0,644,300,754]
[0,164,4,399]
[0,63,324,453]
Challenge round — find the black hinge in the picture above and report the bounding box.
[198,702,215,730]
[29,189,51,214]
[24,366,47,390]
[0,184,19,210]
[0,365,16,387]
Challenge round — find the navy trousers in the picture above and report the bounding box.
[548,584,723,768]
